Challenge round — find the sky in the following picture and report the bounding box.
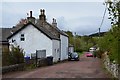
[1,0,112,35]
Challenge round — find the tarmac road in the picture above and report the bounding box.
[2,53,111,78]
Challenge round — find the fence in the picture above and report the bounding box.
[31,50,48,67]
[36,50,46,59]
[31,50,53,67]
[2,50,49,73]
[31,50,46,59]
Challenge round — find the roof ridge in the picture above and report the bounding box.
[7,22,60,40]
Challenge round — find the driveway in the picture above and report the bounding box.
[2,53,111,78]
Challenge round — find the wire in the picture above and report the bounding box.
[86,6,107,35]
[89,6,107,35]
[99,6,107,29]
[79,5,107,36]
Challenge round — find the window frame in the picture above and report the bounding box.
[20,34,25,41]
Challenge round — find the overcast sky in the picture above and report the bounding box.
[1,0,112,35]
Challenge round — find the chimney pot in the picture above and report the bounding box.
[43,9,45,14]
[30,11,32,17]
[52,18,57,27]
[40,9,42,15]
[39,9,46,21]
[55,19,56,23]
[53,18,55,23]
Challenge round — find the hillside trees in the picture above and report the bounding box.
[65,31,96,52]
[98,0,120,64]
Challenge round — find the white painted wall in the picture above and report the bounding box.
[52,40,60,62]
[60,35,68,60]
[69,46,74,53]
[9,24,52,58]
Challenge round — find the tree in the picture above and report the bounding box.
[105,0,120,26]
[65,31,74,45]
[97,0,120,63]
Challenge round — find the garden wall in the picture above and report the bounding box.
[102,52,119,78]
[2,63,25,74]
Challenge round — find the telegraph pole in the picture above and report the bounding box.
[74,32,76,52]
[99,28,100,38]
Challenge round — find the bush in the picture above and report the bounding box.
[9,46,24,64]
[75,49,83,53]
[2,46,24,66]
[95,50,104,58]
[97,26,119,64]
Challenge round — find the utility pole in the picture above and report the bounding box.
[74,32,76,52]
[99,28,100,38]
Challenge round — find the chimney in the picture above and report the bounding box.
[52,18,57,27]
[27,11,35,24]
[39,9,46,21]
[30,11,32,17]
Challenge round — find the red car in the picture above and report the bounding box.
[85,52,93,57]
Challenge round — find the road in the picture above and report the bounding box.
[2,53,111,78]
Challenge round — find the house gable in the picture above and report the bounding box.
[7,22,60,40]
[8,23,54,57]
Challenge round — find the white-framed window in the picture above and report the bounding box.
[20,34,25,41]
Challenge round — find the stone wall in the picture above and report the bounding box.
[102,52,119,78]
[2,63,25,74]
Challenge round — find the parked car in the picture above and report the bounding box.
[89,47,96,52]
[68,52,79,61]
[85,52,93,57]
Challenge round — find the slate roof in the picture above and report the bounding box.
[1,20,68,42]
[46,22,68,37]
[2,10,68,42]
[8,22,60,40]
[0,28,12,42]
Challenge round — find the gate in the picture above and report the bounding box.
[36,50,46,59]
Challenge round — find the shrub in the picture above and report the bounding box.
[9,46,24,64]
[97,26,119,64]
[75,49,83,53]
[2,46,24,66]
[95,50,104,58]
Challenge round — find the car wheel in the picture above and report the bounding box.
[68,59,71,61]
[76,58,79,61]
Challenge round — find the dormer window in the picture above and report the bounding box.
[20,34,25,41]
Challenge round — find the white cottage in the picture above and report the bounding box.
[8,9,68,62]
[68,44,74,53]
[8,23,60,62]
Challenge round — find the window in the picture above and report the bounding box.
[20,34,25,41]
[12,39,15,43]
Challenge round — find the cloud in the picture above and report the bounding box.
[2,2,111,35]
[3,0,105,2]
[56,16,111,35]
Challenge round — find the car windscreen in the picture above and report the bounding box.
[72,53,78,56]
